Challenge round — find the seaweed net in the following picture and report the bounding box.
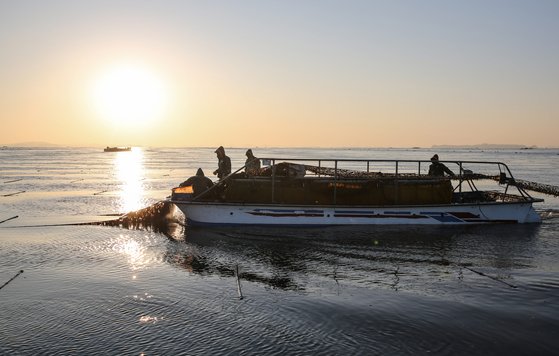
[305,165,402,179]
[513,179,559,197]
[83,201,180,232]
[467,174,559,196]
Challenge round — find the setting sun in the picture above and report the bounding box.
[92,64,168,127]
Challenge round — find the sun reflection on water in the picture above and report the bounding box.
[116,234,149,271]
[113,147,146,213]
[119,235,143,269]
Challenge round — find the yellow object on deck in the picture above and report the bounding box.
[172,185,193,200]
[174,186,193,194]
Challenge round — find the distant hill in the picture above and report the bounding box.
[432,144,537,150]
[3,141,60,147]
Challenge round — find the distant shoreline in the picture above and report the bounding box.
[2,144,558,150]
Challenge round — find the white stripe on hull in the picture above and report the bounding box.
[172,201,541,226]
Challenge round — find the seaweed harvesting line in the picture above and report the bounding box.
[511,179,559,197]
[86,201,176,231]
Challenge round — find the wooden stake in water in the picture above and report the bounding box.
[0,270,24,291]
[0,215,18,224]
[461,265,517,289]
[235,264,244,300]
[1,191,25,197]
[4,178,23,184]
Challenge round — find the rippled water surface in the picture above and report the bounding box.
[1,147,559,355]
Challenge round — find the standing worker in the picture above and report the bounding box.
[245,149,261,176]
[428,154,455,177]
[213,146,231,179]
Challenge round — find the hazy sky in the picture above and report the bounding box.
[1,0,558,148]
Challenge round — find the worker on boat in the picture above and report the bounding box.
[213,146,231,179]
[245,149,261,176]
[179,168,214,196]
[428,154,455,177]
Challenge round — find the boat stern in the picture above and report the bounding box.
[522,205,542,223]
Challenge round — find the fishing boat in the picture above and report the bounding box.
[103,146,131,152]
[169,157,545,226]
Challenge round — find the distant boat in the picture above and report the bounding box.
[103,146,131,152]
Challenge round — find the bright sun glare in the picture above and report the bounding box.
[92,64,168,126]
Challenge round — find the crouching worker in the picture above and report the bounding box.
[179,168,214,197]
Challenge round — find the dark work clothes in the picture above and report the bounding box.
[216,156,231,179]
[179,174,213,196]
[428,162,455,177]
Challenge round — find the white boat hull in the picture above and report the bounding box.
[171,201,541,226]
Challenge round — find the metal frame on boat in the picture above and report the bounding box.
[169,157,543,226]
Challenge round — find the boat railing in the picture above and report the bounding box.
[257,158,535,203]
[185,157,537,204]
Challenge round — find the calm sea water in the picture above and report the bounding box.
[1,147,558,355]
